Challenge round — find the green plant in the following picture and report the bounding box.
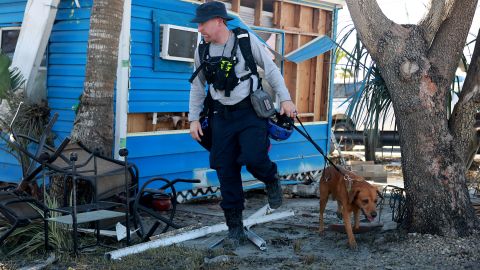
[0,52,51,176]
[0,194,72,257]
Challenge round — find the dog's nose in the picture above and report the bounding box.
[371,211,377,218]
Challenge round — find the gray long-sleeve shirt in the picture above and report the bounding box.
[188,30,292,122]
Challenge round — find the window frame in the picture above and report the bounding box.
[0,26,21,59]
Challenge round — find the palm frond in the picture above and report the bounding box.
[9,67,25,92]
[0,194,74,256]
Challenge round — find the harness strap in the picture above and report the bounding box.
[232,28,258,77]
[189,62,206,83]
[188,40,210,83]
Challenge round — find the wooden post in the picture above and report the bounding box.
[254,0,263,26]
[231,0,240,13]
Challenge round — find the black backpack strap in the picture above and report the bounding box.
[189,40,210,83]
[232,27,258,77]
[203,88,214,115]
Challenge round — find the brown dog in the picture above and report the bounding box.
[319,166,382,249]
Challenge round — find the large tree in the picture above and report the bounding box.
[345,0,479,236]
[71,0,124,157]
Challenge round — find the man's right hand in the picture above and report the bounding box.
[189,120,204,142]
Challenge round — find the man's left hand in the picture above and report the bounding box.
[280,100,297,118]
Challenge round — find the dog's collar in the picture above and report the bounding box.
[344,174,353,192]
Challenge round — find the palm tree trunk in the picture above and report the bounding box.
[71,0,125,157]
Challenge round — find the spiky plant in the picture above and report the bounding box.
[0,194,72,257]
[0,52,52,177]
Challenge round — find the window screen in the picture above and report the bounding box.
[167,28,198,59]
[1,29,20,59]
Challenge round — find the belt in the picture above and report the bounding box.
[213,97,252,112]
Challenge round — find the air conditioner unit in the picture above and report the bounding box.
[160,24,201,62]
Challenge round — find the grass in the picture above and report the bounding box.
[1,245,234,270]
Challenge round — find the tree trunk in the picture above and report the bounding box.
[345,0,479,236]
[376,29,478,236]
[71,0,124,157]
[393,83,476,235]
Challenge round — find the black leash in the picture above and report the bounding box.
[283,114,343,174]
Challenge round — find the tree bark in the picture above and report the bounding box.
[345,0,479,236]
[70,0,124,157]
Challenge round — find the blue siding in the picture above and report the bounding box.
[129,0,200,113]
[47,0,92,140]
[0,0,26,26]
[0,0,27,181]
[0,141,22,182]
[127,123,329,190]
[129,0,252,113]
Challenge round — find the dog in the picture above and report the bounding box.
[319,166,382,249]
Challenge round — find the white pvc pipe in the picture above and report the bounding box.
[106,209,294,260]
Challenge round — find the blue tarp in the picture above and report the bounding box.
[285,35,336,63]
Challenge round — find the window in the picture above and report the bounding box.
[160,24,201,62]
[0,27,20,60]
[0,27,46,67]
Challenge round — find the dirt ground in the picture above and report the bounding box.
[2,153,480,269]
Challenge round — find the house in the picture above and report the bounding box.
[0,0,343,201]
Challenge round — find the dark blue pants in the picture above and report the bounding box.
[210,106,277,210]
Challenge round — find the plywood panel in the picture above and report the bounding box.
[273,1,333,122]
[299,6,314,32]
[127,114,148,133]
[280,2,296,28]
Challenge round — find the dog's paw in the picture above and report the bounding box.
[348,241,358,250]
[318,228,326,236]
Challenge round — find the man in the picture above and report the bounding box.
[189,1,296,248]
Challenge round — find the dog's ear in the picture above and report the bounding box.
[349,189,359,204]
[376,190,384,199]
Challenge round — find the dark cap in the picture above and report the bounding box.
[191,1,234,23]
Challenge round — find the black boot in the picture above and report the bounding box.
[223,208,246,250]
[265,175,283,209]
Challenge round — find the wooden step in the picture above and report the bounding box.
[47,210,125,224]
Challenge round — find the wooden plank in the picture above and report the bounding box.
[127,113,148,133]
[313,55,324,121]
[300,6,313,33]
[294,5,301,28]
[318,10,327,35]
[281,26,323,37]
[273,0,281,27]
[293,34,303,112]
[308,56,316,114]
[254,0,263,26]
[295,35,313,116]
[281,2,296,29]
[319,11,332,120]
[231,0,240,13]
[313,9,320,33]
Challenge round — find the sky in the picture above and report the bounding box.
[336,0,480,69]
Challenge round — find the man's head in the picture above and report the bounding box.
[191,1,233,43]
